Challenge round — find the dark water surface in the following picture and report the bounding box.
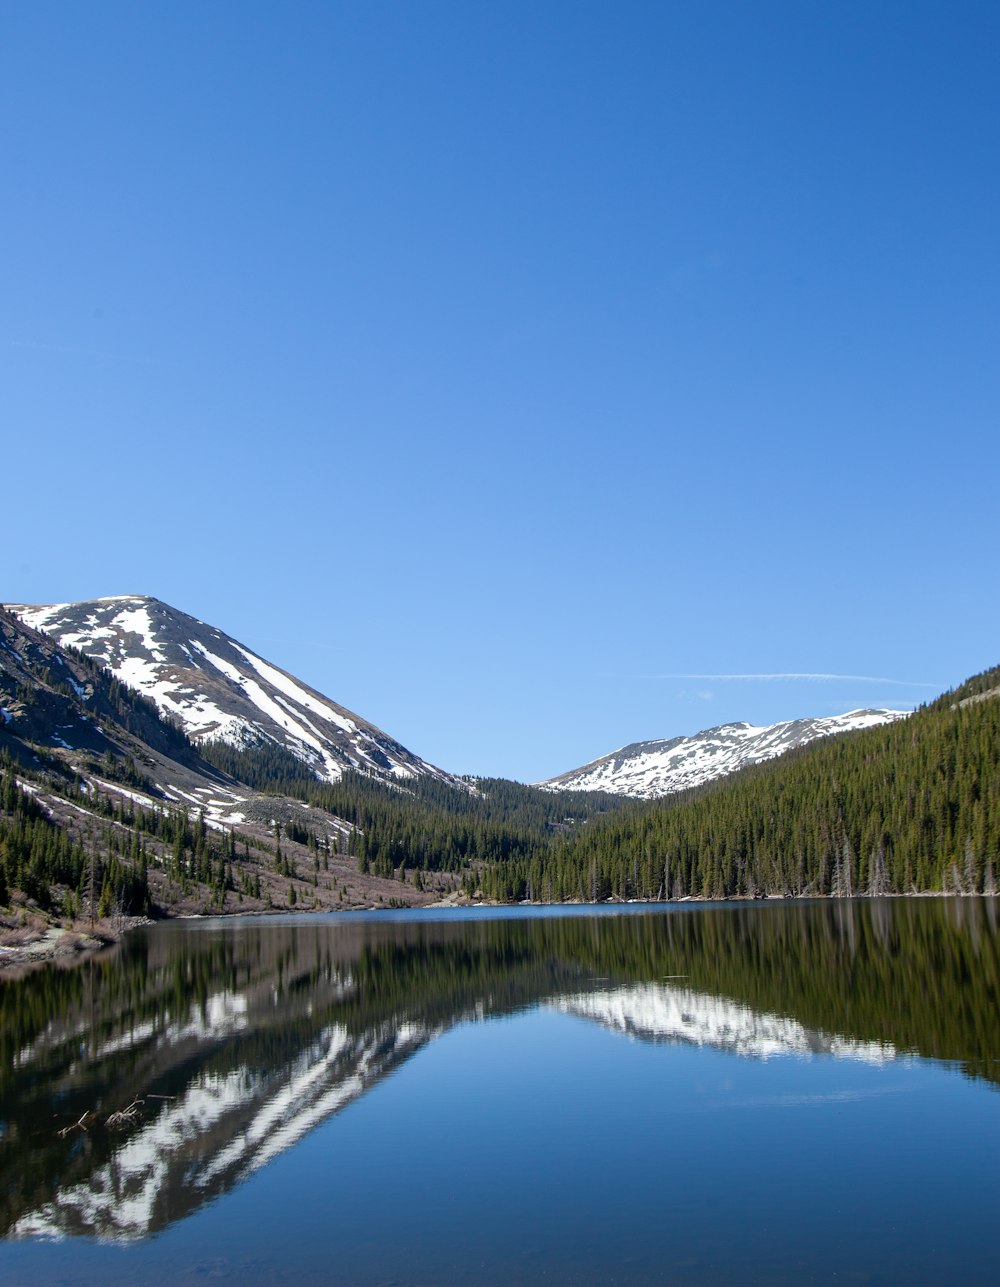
[2,899,999,1285]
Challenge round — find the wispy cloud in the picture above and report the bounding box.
[614,672,937,688]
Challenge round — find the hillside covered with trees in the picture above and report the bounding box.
[480,667,1000,902]
[196,746,626,880]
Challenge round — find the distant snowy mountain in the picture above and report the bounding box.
[7,595,457,786]
[541,709,909,799]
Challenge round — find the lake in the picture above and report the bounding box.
[2,898,999,1285]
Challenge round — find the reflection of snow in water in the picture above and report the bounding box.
[16,988,256,1068]
[13,1020,434,1244]
[14,1068,259,1242]
[554,982,897,1064]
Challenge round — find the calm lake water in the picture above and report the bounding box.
[2,899,999,1285]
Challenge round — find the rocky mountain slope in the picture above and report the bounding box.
[540,709,909,799]
[0,605,454,923]
[7,595,456,787]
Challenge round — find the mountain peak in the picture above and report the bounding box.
[5,596,457,787]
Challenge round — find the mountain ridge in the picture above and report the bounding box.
[540,708,909,798]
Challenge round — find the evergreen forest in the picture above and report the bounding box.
[478,666,1000,902]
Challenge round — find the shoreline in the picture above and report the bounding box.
[0,926,116,977]
[2,889,995,979]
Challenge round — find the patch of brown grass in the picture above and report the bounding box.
[0,926,41,947]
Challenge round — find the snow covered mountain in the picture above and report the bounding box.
[541,709,909,799]
[6,595,456,786]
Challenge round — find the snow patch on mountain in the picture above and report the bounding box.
[188,637,346,779]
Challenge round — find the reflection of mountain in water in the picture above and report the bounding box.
[13,1019,436,1241]
[556,984,896,1064]
[2,899,998,1243]
[1,917,592,1244]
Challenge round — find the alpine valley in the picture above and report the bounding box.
[1,594,998,952]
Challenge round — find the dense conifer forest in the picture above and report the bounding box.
[479,666,1000,902]
[0,754,152,918]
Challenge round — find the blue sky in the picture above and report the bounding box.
[3,2,998,781]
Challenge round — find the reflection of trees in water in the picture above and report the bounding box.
[1,899,998,1240]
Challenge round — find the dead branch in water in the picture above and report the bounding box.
[57,1111,95,1137]
[105,1098,144,1129]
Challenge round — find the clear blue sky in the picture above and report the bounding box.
[3,2,998,781]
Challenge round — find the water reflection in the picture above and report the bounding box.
[555,984,896,1063]
[1,898,997,1242]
